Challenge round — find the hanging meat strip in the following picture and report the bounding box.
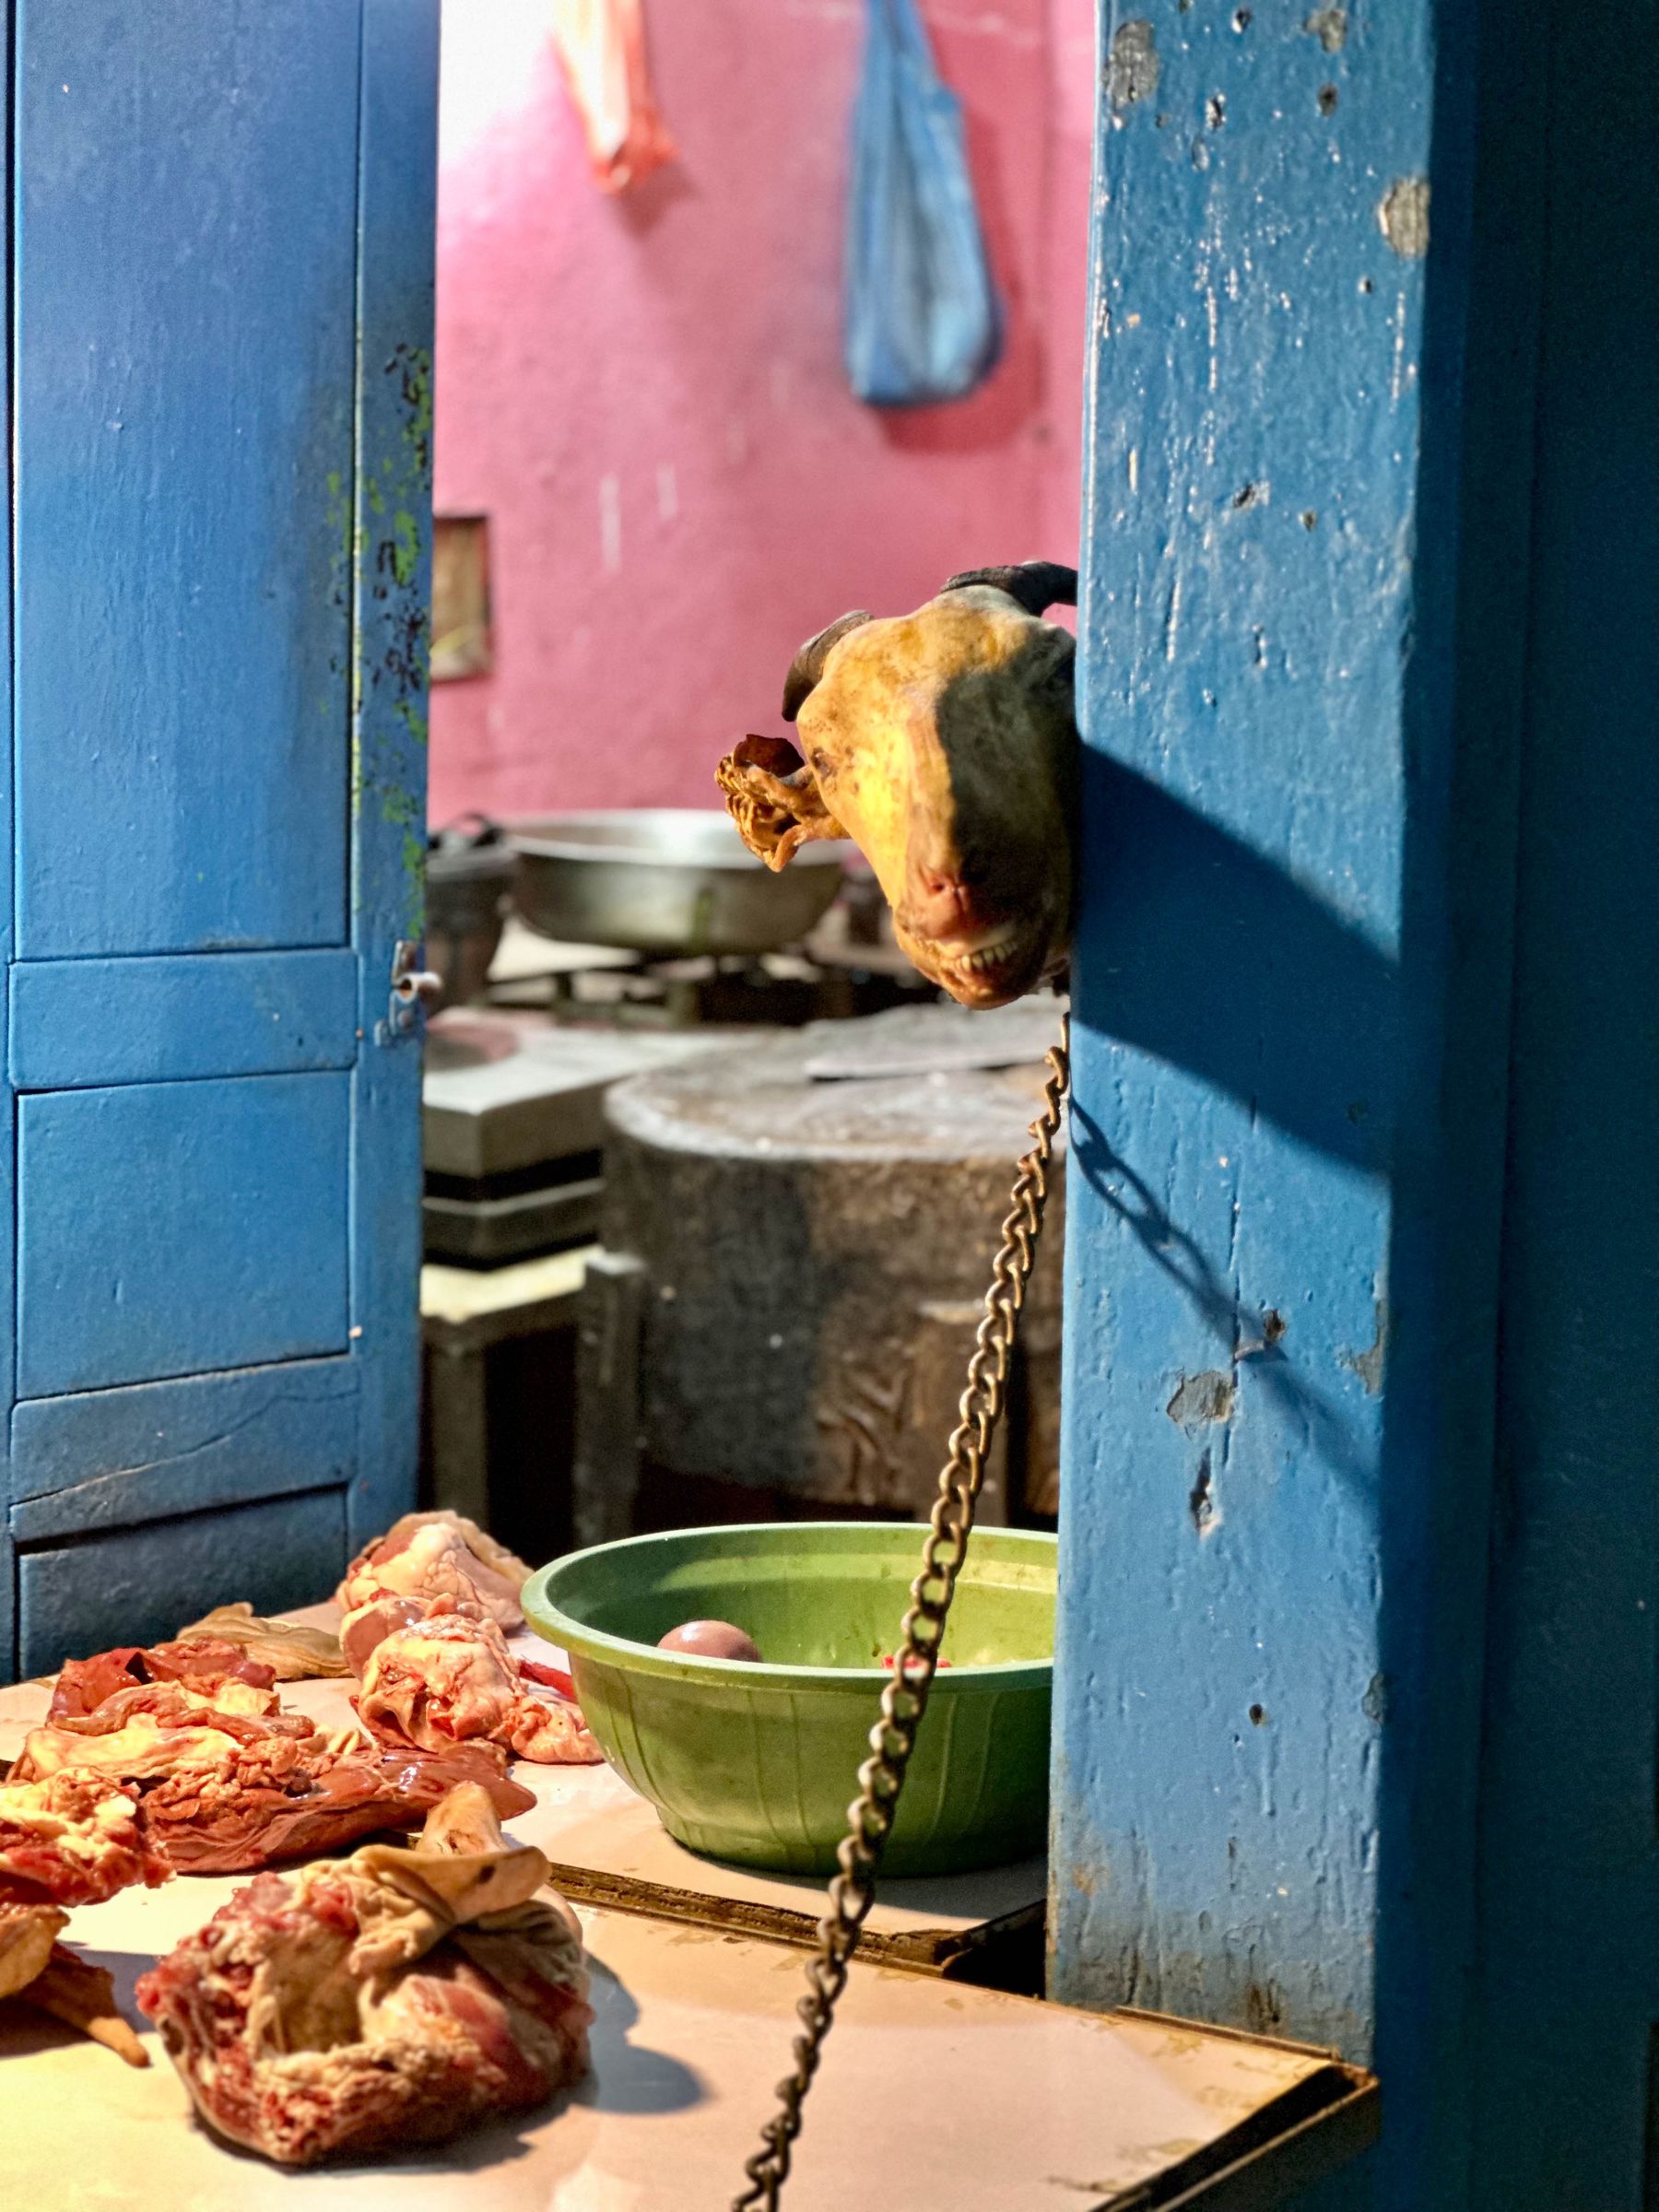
[549,0,677,194]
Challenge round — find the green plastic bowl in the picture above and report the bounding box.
[522,1522,1056,1878]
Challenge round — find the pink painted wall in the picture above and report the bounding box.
[1040,0,1098,562]
[430,0,1095,824]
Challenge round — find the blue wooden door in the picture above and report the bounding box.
[1048,1,1550,2206]
[0,0,437,1681]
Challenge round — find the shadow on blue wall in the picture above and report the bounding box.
[1077,757,1396,1178]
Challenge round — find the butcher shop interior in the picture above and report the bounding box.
[2,3,1651,2209]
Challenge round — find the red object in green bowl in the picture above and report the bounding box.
[522,1521,1055,1879]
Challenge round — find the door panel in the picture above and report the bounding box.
[17,1074,351,1397]
[0,0,435,1680]
[9,949,359,1089]
[17,1486,348,1676]
[12,0,361,959]
[9,1357,356,1529]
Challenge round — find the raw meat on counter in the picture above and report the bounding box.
[346,1593,602,1766]
[0,1899,64,1993]
[18,1686,319,1777]
[0,1769,170,1907]
[0,1773,156,2065]
[49,1638,277,1719]
[338,1589,430,1676]
[0,1903,147,2065]
[0,1764,163,2060]
[169,1602,349,1680]
[337,1509,535,1630]
[14,1682,535,1874]
[137,1783,594,2165]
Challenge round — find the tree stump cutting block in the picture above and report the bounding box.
[575,1005,1066,1541]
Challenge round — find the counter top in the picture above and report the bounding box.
[1,1890,1371,2212]
[0,1606,1376,2207]
[0,1604,1048,1976]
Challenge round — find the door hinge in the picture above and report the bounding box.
[387,939,441,1037]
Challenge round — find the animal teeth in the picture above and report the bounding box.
[959,936,1022,974]
[931,924,1018,970]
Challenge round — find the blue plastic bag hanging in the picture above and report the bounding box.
[844,0,1002,406]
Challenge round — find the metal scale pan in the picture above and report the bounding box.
[503,809,848,958]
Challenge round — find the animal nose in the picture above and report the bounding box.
[910,865,986,942]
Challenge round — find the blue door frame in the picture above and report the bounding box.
[0,0,437,1681]
[1051,0,1657,2204]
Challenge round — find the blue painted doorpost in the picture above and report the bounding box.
[0,0,437,1683]
[1050,0,1554,2205]
[1466,0,1659,2199]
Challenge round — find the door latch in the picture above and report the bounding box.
[388,939,441,1034]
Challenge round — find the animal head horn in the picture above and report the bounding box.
[782,609,873,723]
[941,561,1078,618]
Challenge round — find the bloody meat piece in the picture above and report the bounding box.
[337,1511,535,1630]
[0,1900,65,1997]
[137,1783,593,2165]
[24,1945,149,2066]
[14,1693,535,1877]
[48,1675,283,1733]
[169,1603,348,1680]
[517,1658,579,1702]
[338,1591,429,1677]
[49,1640,276,1720]
[147,1737,537,1876]
[50,1650,153,1718]
[353,1599,601,1767]
[19,1684,313,1773]
[344,1593,584,1712]
[0,1770,171,1907]
[0,1900,149,2065]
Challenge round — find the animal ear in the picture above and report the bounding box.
[942,560,1078,617]
[716,734,845,871]
[782,609,873,723]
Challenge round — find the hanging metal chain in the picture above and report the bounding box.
[732,1012,1071,2212]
